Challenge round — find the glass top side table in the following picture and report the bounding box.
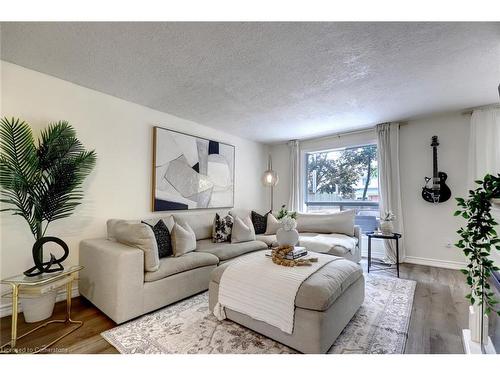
[1,265,83,354]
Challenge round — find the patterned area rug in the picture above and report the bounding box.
[102,274,416,354]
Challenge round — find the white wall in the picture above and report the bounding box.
[400,113,469,268]
[0,62,268,304]
[270,113,471,268]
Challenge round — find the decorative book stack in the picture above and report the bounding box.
[284,246,307,260]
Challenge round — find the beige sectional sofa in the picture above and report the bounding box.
[79,211,268,324]
[79,209,362,324]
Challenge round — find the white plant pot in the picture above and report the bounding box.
[380,220,394,235]
[468,304,489,344]
[20,291,57,323]
[276,228,299,247]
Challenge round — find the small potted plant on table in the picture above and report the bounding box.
[275,205,298,247]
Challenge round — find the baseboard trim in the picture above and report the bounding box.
[403,256,466,270]
[0,285,79,318]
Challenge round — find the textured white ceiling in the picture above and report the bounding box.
[1,22,499,143]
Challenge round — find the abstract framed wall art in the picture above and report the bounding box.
[152,126,235,211]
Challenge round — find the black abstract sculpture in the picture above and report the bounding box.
[23,237,70,277]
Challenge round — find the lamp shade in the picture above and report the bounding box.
[261,155,279,187]
[261,169,279,187]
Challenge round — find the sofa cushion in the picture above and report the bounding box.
[231,216,256,243]
[196,239,267,262]
[211,256,363,311]
[264,213,281,235]
[212,213,234,243]
[144,252,219,282]
[108,216,175,240]
[171,222,197,256]
[296,210,356,236]
[173,212,227,240]
[141,219,173,258]
[251,211,269,235]
[255,234,276,247]
[107,219,160,272]
[294,258,363,311]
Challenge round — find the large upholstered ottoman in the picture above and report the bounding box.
[209,256,364,353]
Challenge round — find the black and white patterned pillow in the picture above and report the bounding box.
[212,213,234,243]
[142,219,173,258]
[251,211,269,235]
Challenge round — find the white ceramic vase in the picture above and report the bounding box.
[276,228,299,247]
[380,220,394,235]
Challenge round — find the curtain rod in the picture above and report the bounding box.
[297,126,375,143]
[397,103,500,126]
[285,103,499,144]
[461,103,500,116]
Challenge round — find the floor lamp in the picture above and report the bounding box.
[261,154,279,212]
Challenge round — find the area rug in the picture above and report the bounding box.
[101,274,416,354]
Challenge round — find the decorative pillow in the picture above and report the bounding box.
[108,219,160,272]
[173,213,215,241]
[231,216,256,243]
[212,213,234,243]
[296,210,356,236]
[264,213,282,235]
[171,221,197,257]
[251,211,269,235]
[142,219,173,258]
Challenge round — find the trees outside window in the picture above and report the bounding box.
[306,144,378,202]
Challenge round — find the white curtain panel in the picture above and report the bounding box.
[376,123,405,264]
[287,140,301,212]
[468,107,500,186]
[468,107,500,271]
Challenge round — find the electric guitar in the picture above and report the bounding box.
[421,136,451,203]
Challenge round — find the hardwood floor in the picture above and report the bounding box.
[1,262,498,354]
[0,296,118,354]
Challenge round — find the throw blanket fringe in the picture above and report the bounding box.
[213,302,226,320]
[215,251,336,334]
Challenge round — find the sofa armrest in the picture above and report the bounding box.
[79,238,144,324]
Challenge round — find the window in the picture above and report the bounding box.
[304,144,379,233]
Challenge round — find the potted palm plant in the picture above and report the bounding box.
[0,117,96,321]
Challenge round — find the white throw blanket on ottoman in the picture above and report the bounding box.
[213,251,335,334]
[299,233,357,254]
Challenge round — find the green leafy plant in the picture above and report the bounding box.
[276,204,297,220]
[0,117,97,240]
[454,173,500,316]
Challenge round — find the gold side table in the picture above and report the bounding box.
[0,265,84,354]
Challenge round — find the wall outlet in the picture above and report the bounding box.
[446,240,453,248]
